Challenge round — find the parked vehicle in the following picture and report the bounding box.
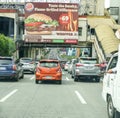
[0,56,24,81]
[67,59,77,74]
[35,59,62,84]
[71,57,101,82]
[102,48,120,118]
[19,57,36,74]
[64,61,71,71]
[60,61,66,69]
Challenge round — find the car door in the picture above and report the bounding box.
[115,46,120,110]
[103,55,118,97]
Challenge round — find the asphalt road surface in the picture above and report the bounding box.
[0,70,108,118]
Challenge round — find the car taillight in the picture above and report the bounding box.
[36,68,41,73]
[57,68,62,73]
[76,63,84,67]
[30,61,34,64]
[13,65,17,70]
[95,64,100,67]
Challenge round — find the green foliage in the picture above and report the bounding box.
[0,34,15,56]
[61,54,76,61]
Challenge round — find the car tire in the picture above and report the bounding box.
[95,77,100,82]
[115,110,120,118]
[32,71,35,74]
[35,80,39,84]
[15,77,19,81]
[74,76,78,82]
[21,73,24,79]
[71,74,74,78]
[107,96,115,118]
[58,80,62,84]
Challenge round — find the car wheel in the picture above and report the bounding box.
[107,96,115,118]
[58,80,62,84]
[95,77,100,82]
[35,80,39,84]
[32,71,35,74]
[21,73,24,79]
[74,76,78,82]
[115,110,120,118]
[14,77,19,81]
[71,74,74,78]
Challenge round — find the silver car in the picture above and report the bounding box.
[20,57,36,74]
[71,57,101,82]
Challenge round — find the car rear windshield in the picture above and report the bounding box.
[79,58,97,64]
[40,62,58,68]
[20,58,33,63]
[0,58,12,65]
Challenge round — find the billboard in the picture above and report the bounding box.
[24,2,78,44]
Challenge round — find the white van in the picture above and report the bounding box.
[102,45,120,118]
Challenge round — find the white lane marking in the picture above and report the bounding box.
[75,90,87,104]
[66,77,69,81]
[30,76,35,80]
[0,89,18,102]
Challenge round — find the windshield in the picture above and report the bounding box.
[0,59,12,65]
[40,62,58,68]
[20,58,33,63]
[80,58,97,64]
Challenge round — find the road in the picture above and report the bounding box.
[0,70,108,118]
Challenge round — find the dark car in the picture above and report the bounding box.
[0,56,24,81]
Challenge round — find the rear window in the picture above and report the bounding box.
[20,58,33,63]
[40,62,58,68]
[79,58,97,64]
[0,58,12,65]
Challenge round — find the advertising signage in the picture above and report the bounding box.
[24,2,78,44]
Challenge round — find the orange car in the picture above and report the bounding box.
[35,59,62,84]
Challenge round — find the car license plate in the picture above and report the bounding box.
[45,76,52,79]
[0,67,6,70]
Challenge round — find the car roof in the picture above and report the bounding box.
[0,56,13,60]
[40,59,59,62]
[20,57,33,60]
[79,57,97,60]
[112,52,118,57]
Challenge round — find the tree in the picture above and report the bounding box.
[0,34,15,56]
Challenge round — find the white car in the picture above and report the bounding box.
[102,45,120,118]
[20,57,36,74]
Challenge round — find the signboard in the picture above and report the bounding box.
[0,0,80,3]
[24,2,78,44]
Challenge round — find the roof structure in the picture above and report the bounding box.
[95,24,120,55]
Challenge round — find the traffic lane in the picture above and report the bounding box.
[0,73,34,101]
[72,81,107,118]
[0,72,107,118]
[63,71,108,118]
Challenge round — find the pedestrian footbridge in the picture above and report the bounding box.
[88,16,120,62]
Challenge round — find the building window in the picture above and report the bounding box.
[78,27,82,36]
[109,7,119,15]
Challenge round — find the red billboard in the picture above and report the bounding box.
[24,2,78,44]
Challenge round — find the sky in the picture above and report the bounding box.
[104,0,110,8]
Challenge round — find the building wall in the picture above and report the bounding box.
[78,17,87,42]
[110,0,120,7]
[109,0,120,24]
